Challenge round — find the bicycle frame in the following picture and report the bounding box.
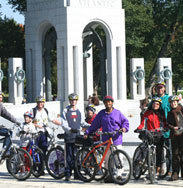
[82,137,113,169]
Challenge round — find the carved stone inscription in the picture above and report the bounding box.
[70,0,119,8]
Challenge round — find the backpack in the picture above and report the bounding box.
[32,107,48,119]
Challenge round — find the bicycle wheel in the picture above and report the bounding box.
[108,149,132,185]
[45,146,65,179]
[7,148,33,181]
[31,147,45,178]
[75,148,96,182]
[148,147,156,184]
[158,145,171,179]
[133,143,148,180]
[93,148,108,181]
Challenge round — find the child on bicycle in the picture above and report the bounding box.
[136,96,166,176]
[18,111,37,150]
[167,95,183,181]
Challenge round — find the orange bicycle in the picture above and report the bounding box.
[74,130,132,185]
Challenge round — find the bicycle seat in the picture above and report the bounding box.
[57,134,64,139]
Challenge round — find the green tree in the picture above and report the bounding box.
[7,0,26,14]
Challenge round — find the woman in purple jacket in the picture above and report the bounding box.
[85,95,129,182]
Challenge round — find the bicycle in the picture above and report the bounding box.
[74,130,132,185]
[0,125,33,181]
[45,132,65,179]
[19,130,45,178]
[133,128,171,183]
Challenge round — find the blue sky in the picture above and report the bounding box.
[0,0,24,24]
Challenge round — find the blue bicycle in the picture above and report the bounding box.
[19,131,45,178]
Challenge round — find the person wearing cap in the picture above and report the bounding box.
[85,95,129,182]
[61,93,89,181]
[155,81,170,119]
[31,96,62,156]
[167,96,183,181]
[154,81,172,175]
[136,97,166,176]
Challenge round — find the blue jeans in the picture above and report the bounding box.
[65,143,78,178]
[0,128,12,149]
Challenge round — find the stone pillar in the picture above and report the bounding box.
[57,45,65,101]
[157,58,172,95]
[116,47,122,100]
[8,58,24,104]
[73,46,79,95]
[83,47,93,100]
[45,56,52,101]
[130,58,145,100]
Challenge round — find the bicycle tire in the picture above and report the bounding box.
[75,148,96,182]
[45,146,65,179]
[158,145,171,179]
[31,147,45,178]
[7,148,33,181]
[133,143,148,180]
[108,149,132,185]
[93,148,108,181]
[148,147,156,184]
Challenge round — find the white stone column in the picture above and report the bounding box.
[8,58,24,104]
[57,44,65,101]
[130,58,145,100]
[106,43,117,99]
[73,46,79,95]
[84,47,93,100]
[116,46,122,100]
[157,58,172,95]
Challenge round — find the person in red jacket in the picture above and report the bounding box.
[85,104,101,141]
[137,96,166,176]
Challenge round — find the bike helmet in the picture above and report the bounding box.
[86,104,96,113]
[152,96,162,104]
[156,81,166,87]
[68,93,79,100]
[168,95,179,102]
[103,96,114,103]
[24,111,33,119]
[36,96,45,102]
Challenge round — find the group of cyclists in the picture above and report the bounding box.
[0,80,183,184]
[137,81,183,181]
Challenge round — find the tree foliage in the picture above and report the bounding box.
[7,0,26,14]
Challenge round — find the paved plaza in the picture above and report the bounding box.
[0,162,183,188]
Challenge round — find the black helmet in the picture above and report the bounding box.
[86,104,96,113]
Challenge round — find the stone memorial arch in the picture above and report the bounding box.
[25,0,127,109]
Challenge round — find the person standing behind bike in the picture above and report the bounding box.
[0,102,20,154]
[85,95,129,182]
[31,96,62,156]
[61,93,89,181]
[85,104,101,141]
[137,97,166,176]
[167,96,183,181]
